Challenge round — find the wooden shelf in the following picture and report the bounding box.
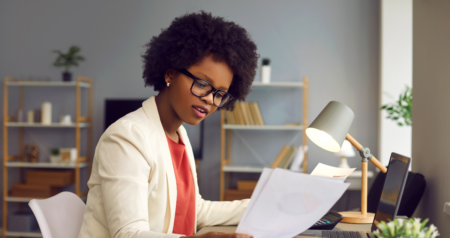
[6,80,90,88]
[251,82,303,87]
[220,77,309,201]
[6,122,89,128]
[223,165,374,178]
[3,76,93,235]
[4,197,35,203]
[6,162,88,169]
[5,195,87,203]
[223,124,303,130]
[223,165,265,173]
[5,231,42,237]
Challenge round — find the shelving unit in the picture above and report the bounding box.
[2,76,93,237]
[220,77,309,201]
[222,125,303,130]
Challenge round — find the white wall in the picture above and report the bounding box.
[413,0,450,236]
[379,0,412,166]
[0,0,380,221]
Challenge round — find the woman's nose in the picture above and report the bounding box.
[200,92,215,105]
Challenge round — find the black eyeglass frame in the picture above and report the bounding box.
[177,68,233,108]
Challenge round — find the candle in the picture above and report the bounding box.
[41,102,52,125]
[27,110,34,123]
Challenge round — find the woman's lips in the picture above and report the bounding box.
[193,106,207,118]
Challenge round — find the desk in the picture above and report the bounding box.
[197,223,372,237]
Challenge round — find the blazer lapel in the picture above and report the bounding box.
[141,96,177,232]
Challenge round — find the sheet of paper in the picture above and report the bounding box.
[236,168,349,238]
[239,168,273,225]
[310,163,356,180]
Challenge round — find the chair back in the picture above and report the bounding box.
[28,192,86,238]
[368,170,426,217]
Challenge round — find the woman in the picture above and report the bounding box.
[79,11,258,238]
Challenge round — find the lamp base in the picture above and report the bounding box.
[338,157,350,168]
[338,211,375,223]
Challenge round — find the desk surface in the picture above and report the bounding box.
[197,223,372,237]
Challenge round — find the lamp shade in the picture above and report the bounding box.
[305,101,354,152]
[334,140,356,157]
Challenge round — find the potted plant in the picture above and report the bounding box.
[52,46,85,82]
[50,148,60,164]
[381,85,412,126]
[374,218,439,238]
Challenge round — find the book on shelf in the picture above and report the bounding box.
[271,145,303,170]
[224,189,253,201]
[234,103,246,125]
[270,145,290,168]
[285,122,301,127]
[251,102,264,125]
[289,145,308,171]
[225,102,265,126]
[225,111,236,125]
[243,102,255,125]
[240,102,251,125]
[237,180,258,190]
[278,145,298,169]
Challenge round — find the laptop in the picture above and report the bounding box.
[299,152,411,238]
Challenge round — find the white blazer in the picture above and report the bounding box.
[79,96,249,238]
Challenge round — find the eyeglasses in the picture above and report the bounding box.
[177,69,233,108]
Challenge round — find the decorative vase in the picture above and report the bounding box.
[29,145,39,163]
[62,72,72,82]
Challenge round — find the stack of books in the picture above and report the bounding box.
[11,170,75,198]
[224,180,257,201]
[270,145,299,169]
[226,102,264,125]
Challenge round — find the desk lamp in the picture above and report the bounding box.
[334,140,355,168]
[305,101,387,223]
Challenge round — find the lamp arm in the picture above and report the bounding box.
[368,156,387,173]
[346,134,387,173]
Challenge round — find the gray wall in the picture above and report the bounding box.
[0,0,380,220]
[412,0,450,236]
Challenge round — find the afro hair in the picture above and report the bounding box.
[141,11,259,110]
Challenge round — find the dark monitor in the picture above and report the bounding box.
[371,153,411,231]
[104,98,203,159]
[104,99,145,131]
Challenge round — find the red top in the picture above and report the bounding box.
[166,136,196,236]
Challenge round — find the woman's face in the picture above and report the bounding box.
[166,54,234,126]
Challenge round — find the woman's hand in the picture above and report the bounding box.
[185,231,253,238]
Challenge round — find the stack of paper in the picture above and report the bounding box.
[236,165,355,238]
[310,163,356,182]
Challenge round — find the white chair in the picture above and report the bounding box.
[28,191,86,238]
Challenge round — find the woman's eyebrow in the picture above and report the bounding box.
[198,72,229,91]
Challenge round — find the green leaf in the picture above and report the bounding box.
[52,45,85,71]
[420,218,429,229]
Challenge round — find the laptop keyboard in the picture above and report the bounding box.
[323,230,363,238]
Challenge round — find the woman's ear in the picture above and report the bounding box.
[164,69,177,84]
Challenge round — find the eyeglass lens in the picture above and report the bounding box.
[192,79,231,107]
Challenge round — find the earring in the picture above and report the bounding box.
[167,82,170,87]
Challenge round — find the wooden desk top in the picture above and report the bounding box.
[197,222,372,237]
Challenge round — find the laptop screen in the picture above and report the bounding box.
[371,153,411,231]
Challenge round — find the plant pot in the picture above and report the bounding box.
[62,72,72,82]
[50,155,61,164]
